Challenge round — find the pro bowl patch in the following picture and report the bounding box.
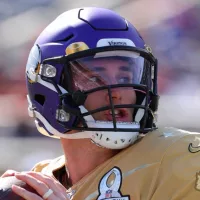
[97,167,130,200]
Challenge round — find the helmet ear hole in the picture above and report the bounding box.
[34,94,45,106]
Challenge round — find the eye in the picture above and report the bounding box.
[118,77,131,84]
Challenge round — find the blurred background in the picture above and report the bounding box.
[0,0,200,174]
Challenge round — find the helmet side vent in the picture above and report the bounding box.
[34,94,45,106]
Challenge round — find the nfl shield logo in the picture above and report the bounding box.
[105,190,112,198]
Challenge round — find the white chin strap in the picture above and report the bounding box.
[27,95,146,149]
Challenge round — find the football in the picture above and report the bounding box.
[0,176,40,200]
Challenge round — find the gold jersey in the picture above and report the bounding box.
[32,127,200,200]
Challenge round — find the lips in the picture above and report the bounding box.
[104,109,130,122]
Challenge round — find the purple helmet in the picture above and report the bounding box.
[26,7,159,149]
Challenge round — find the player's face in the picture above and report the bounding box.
[72,58,137,122]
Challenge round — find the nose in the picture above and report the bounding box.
[105,88,122,104]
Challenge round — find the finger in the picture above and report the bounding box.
[27,172,66,199]
[27,172,66,192]
[15,173,59,200]
[15,173,51,198]
[1,170,18,178]
[12,185,42,200]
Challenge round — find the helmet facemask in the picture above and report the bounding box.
[28,46,158,149]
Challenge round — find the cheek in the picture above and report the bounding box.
[84,91,105,110]
[121,89,137,104]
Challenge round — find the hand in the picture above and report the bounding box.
[1,169,18,178]
[12,171,67,200]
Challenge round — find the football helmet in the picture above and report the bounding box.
[26,7,159,149]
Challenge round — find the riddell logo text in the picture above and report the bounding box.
[108,41,127,46]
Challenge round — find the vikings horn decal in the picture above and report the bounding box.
[26,45,41,83]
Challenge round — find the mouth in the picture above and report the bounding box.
[104,109,130,122]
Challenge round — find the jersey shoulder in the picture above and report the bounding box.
[116,127,194,166]
[140,127,200,199]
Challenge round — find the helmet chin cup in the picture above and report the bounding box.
[90,131,139,149]
[86,121,140,149]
